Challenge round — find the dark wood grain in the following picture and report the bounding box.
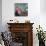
[7,23,34,46]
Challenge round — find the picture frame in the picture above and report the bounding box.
[14,3,28,16]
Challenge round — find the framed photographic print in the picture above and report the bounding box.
[14,3,28,16]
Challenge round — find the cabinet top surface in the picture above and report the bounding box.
[7,23,34,25]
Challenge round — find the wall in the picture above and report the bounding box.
[40,0,46,13]
[2,0,46,46]
[40,0,46,32]
[2,0,40,31]
[0,0,2,32]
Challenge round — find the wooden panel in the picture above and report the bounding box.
[7,23,34,46]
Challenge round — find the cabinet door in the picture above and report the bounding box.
[11,32,28,46]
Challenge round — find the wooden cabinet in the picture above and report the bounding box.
[7,23,34,46]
